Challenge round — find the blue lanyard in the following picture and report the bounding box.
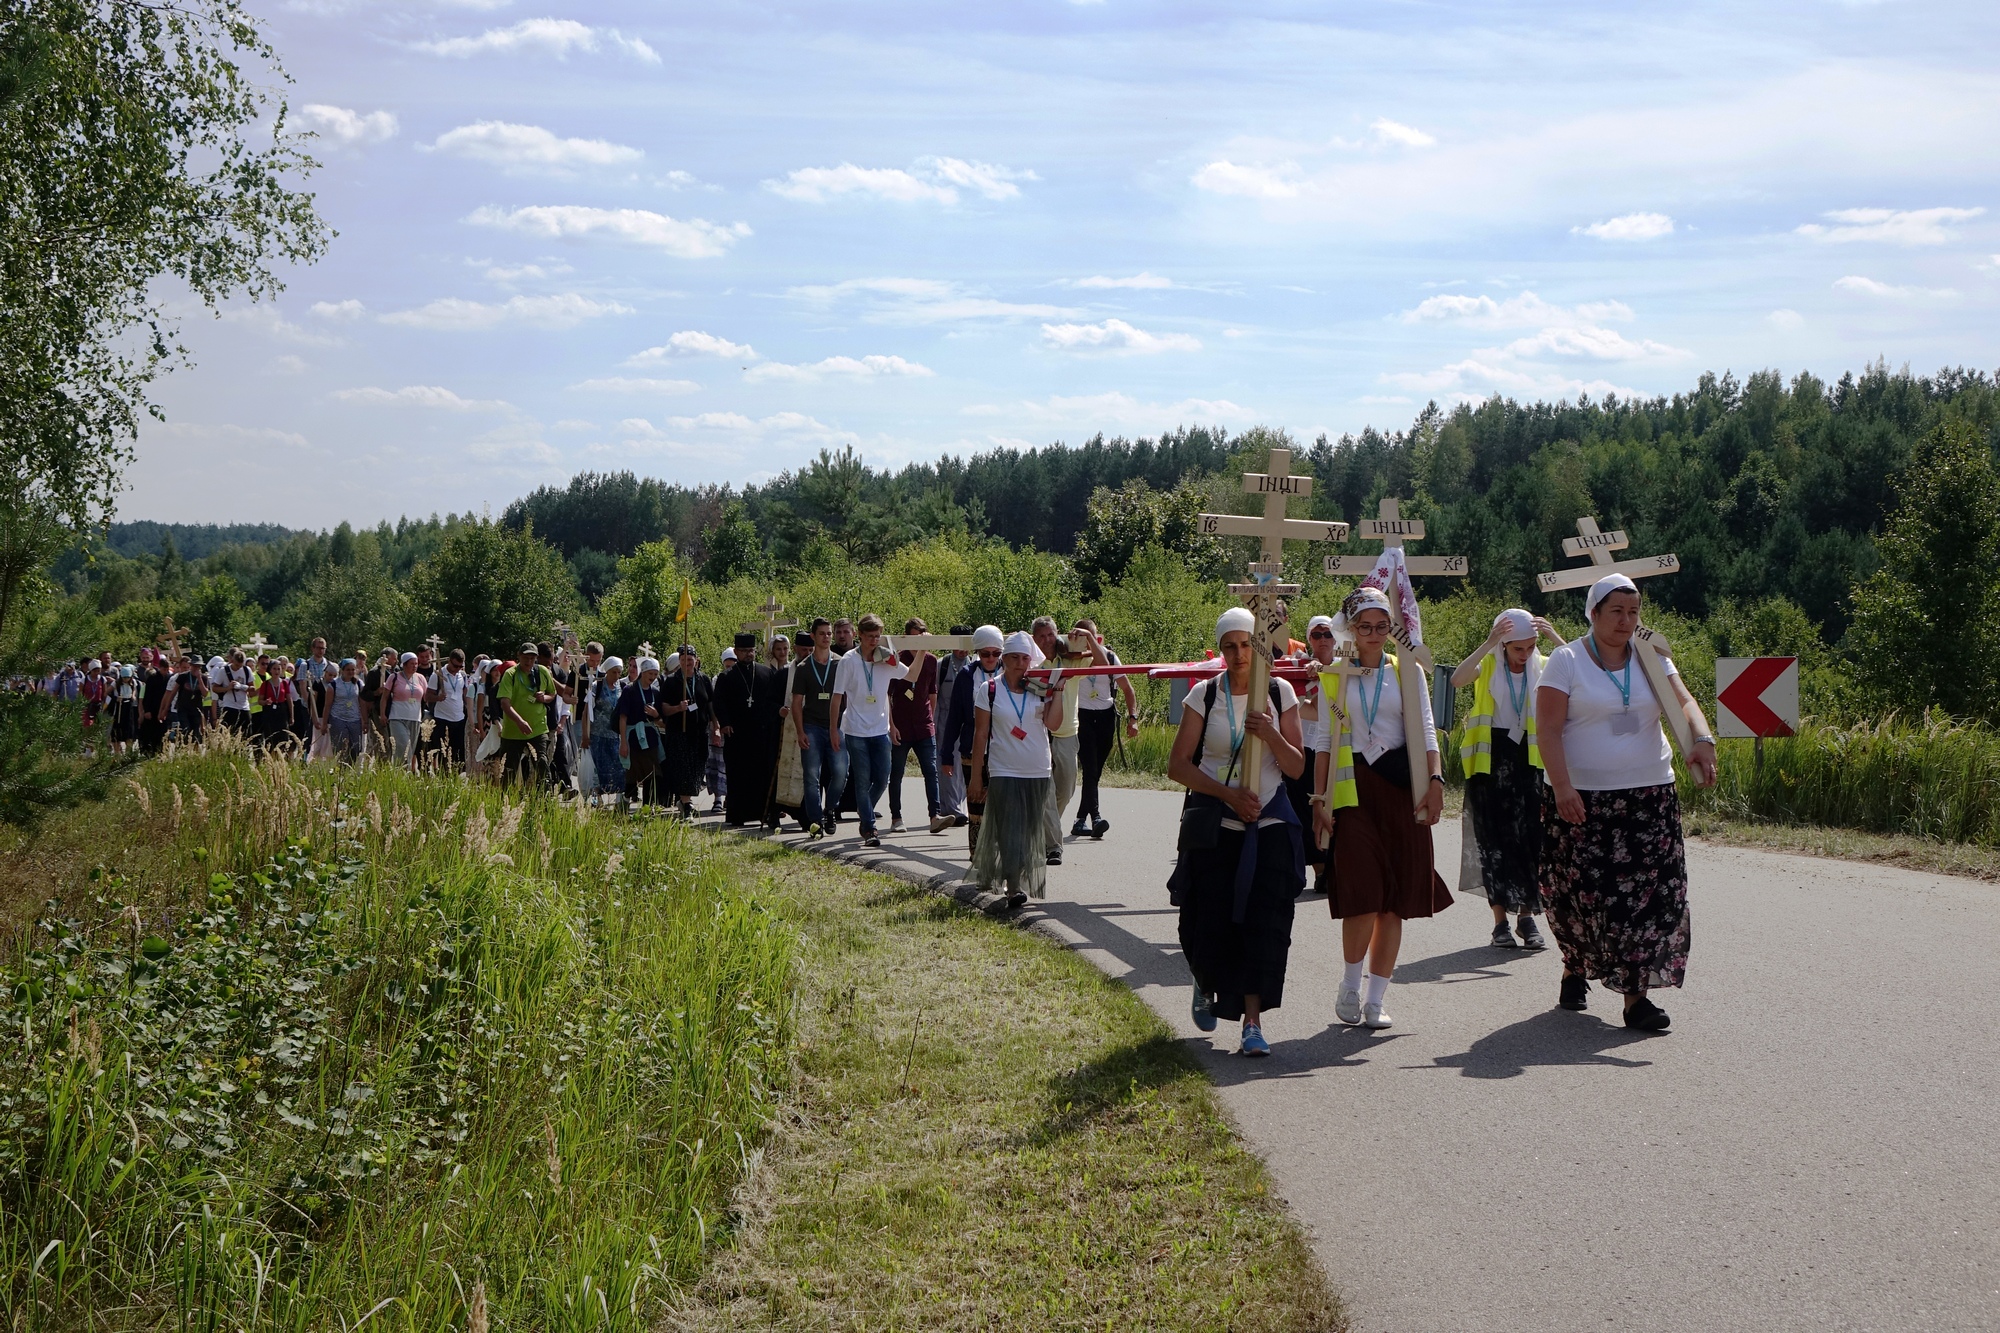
[1219,679,1244,760]
[862,656,876,695]
[807,654,833,691]
[1585,634,1632,708]
[1358,659,1390,734]
[1000,680,1030,729]
[1503,661,1528,718]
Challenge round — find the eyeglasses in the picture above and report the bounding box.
[1308,629,1333,639]
[976,649,1001,659]
[1353,620,1392,635]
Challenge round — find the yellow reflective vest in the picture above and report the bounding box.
[1460,652,1543,776]
[1316,658,1403,813]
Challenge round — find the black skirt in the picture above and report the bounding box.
[1465,732,1545,914]
[1177,821,1304,1022]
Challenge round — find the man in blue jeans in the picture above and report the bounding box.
[790,617,848,837]
[887,615,945,834]
[830,612,908,848]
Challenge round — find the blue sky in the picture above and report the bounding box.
[127,0,2000,528]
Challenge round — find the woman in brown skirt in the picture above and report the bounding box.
[1313,587,1451,1029]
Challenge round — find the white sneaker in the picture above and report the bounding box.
[1336,987,1363,1025]
[1362,1001,1393,1030]
[889,818,906,833]
[929,815,951,833]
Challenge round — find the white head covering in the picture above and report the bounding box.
[721,647,736,662]
[1002,630,1037,658]
[1494,608,1535,642]
[972,624,1005,652]
[601,656,624,675]
[662,652,680,675]
[1586,573,1639,617]
[1216,607,1255,644]
[1330,586,1394,647]
[635,657,660,677]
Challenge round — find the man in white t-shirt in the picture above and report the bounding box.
[830,613,907,847]
[1069,617,1138,842]
[215,649,253,737]
[426,648,472,767]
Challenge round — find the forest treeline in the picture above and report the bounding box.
[61,362,2000,679]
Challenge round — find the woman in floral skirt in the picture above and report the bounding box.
[1536,574,1718,1031]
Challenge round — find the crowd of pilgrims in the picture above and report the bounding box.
[35,570,1717,1055]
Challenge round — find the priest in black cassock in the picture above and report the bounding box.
[714,632,784,827]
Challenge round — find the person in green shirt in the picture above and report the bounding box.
[497,641,556,786]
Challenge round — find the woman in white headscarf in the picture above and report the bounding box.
[1313,586,1451,1031]
[1288,613,1341,892]
[1451,608,1564,949]
[1167,607,1306,1058]
[968,630,1065,908]
[1537,574,1717,1032]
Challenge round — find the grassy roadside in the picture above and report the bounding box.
[670,834,1345,1333]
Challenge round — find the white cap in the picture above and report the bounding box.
[1586,573,1639,616]
[1494,608,1535,641]
[1216,607,1256,644]
[722,647,737,662]
[1307,614,1334,637]
[1002,630,1037,658]
[662,652,680,675]
[972,624,1004,652]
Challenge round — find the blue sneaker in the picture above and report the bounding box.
[1191,988,1217,1033]
[1239,1023,1270,1057]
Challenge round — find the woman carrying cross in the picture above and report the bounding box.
[1313,586,1452,1031]
[1168,607,1308,1058]
[1537,573,1717,1031]
[1451,608,1565,950]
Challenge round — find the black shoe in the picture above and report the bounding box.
[1516,917,1548,951]
[1070,819,1090,839]
[1090,818,1109,840]
[862,833,880,848]
[1005,889,1028,910]
[1045,850,1062,866]
[1559,974,1589,1011]
[952,814,969,827]
[1491,922,1517,948]
[1623,996,1671,1031]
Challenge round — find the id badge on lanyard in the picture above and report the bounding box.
[1610,710,1641,736]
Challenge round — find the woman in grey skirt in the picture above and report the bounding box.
[968,630,1066,909]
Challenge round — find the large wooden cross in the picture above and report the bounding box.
[157,615,191,664]
[1537,516,1694,754]
[635,641,657,662]
[740,594,798,645]
[239,632,275,659]
[1197,448,1349,559]
[1324,497,1470,581]
[424,633,445,659]
[1200,448,1348,790]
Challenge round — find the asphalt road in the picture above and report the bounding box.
[751,787,2000,1332]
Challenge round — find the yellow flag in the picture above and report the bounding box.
[676,580,693,623]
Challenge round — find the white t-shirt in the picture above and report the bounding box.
[975,675,1053,779]
[217,664,251,711]
[1489,658,1533,736]
[1539,639,1679,790]
[1337,658,1438,763]
[1183,676,1299,827]
[434,669,470,722]
[1076,651,1122,710]
[833,648,907,739]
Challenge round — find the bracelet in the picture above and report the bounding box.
[1693,735,1714,745]
[1429,774,1444,785]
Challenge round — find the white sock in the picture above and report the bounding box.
[1342,960,1366,993]
[1365,972,1393,1008]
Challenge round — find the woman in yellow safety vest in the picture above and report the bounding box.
[1451,609,1564,951]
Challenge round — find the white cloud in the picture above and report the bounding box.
[1501,327,1686,361]
[767,156,1033,205]
[1574,212,1675,241]
[1796,206,1984,246]
[568,377,701,394]
[1039,319,1202,354]
[1067,272,1175,289]
[787,276,1078,324]
[298,104,398,146]
[429,121,642,173]
[1369,117,1436,148]
[310,299,367,321]
[962,393,1257,428]
[482,261,572,282]
[745,355,934,382]
[1400,291,1634,328]
[332,385,514,412]
[218,306,344,347]
[1832,274,1960,300]
[626,331,758,364]
[1191,159,1305,200]
[1380,360,1647,403]
[1767,308,1805,331]
[467,204,749,258]
[378,293,634,330]
[1980,255,2000,274]
[418,18,659,63]
[268,355,307,376]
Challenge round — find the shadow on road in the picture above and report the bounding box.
[1419,1009,1658,1079]
[1197,1023,1408,1085]
[1394,944,1548,986]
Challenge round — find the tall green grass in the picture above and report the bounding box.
[0,753,794,1329]
[1685,714,2000,846]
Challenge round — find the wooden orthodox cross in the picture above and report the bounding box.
[424,633,445,659]
[1200,448,1347,790]
[740,594,798,646]
[1537,516,1694,754]
[1324,497,1470,581]
[635,641,657,663]
[157,615,191,665]
[239,632,275,659]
